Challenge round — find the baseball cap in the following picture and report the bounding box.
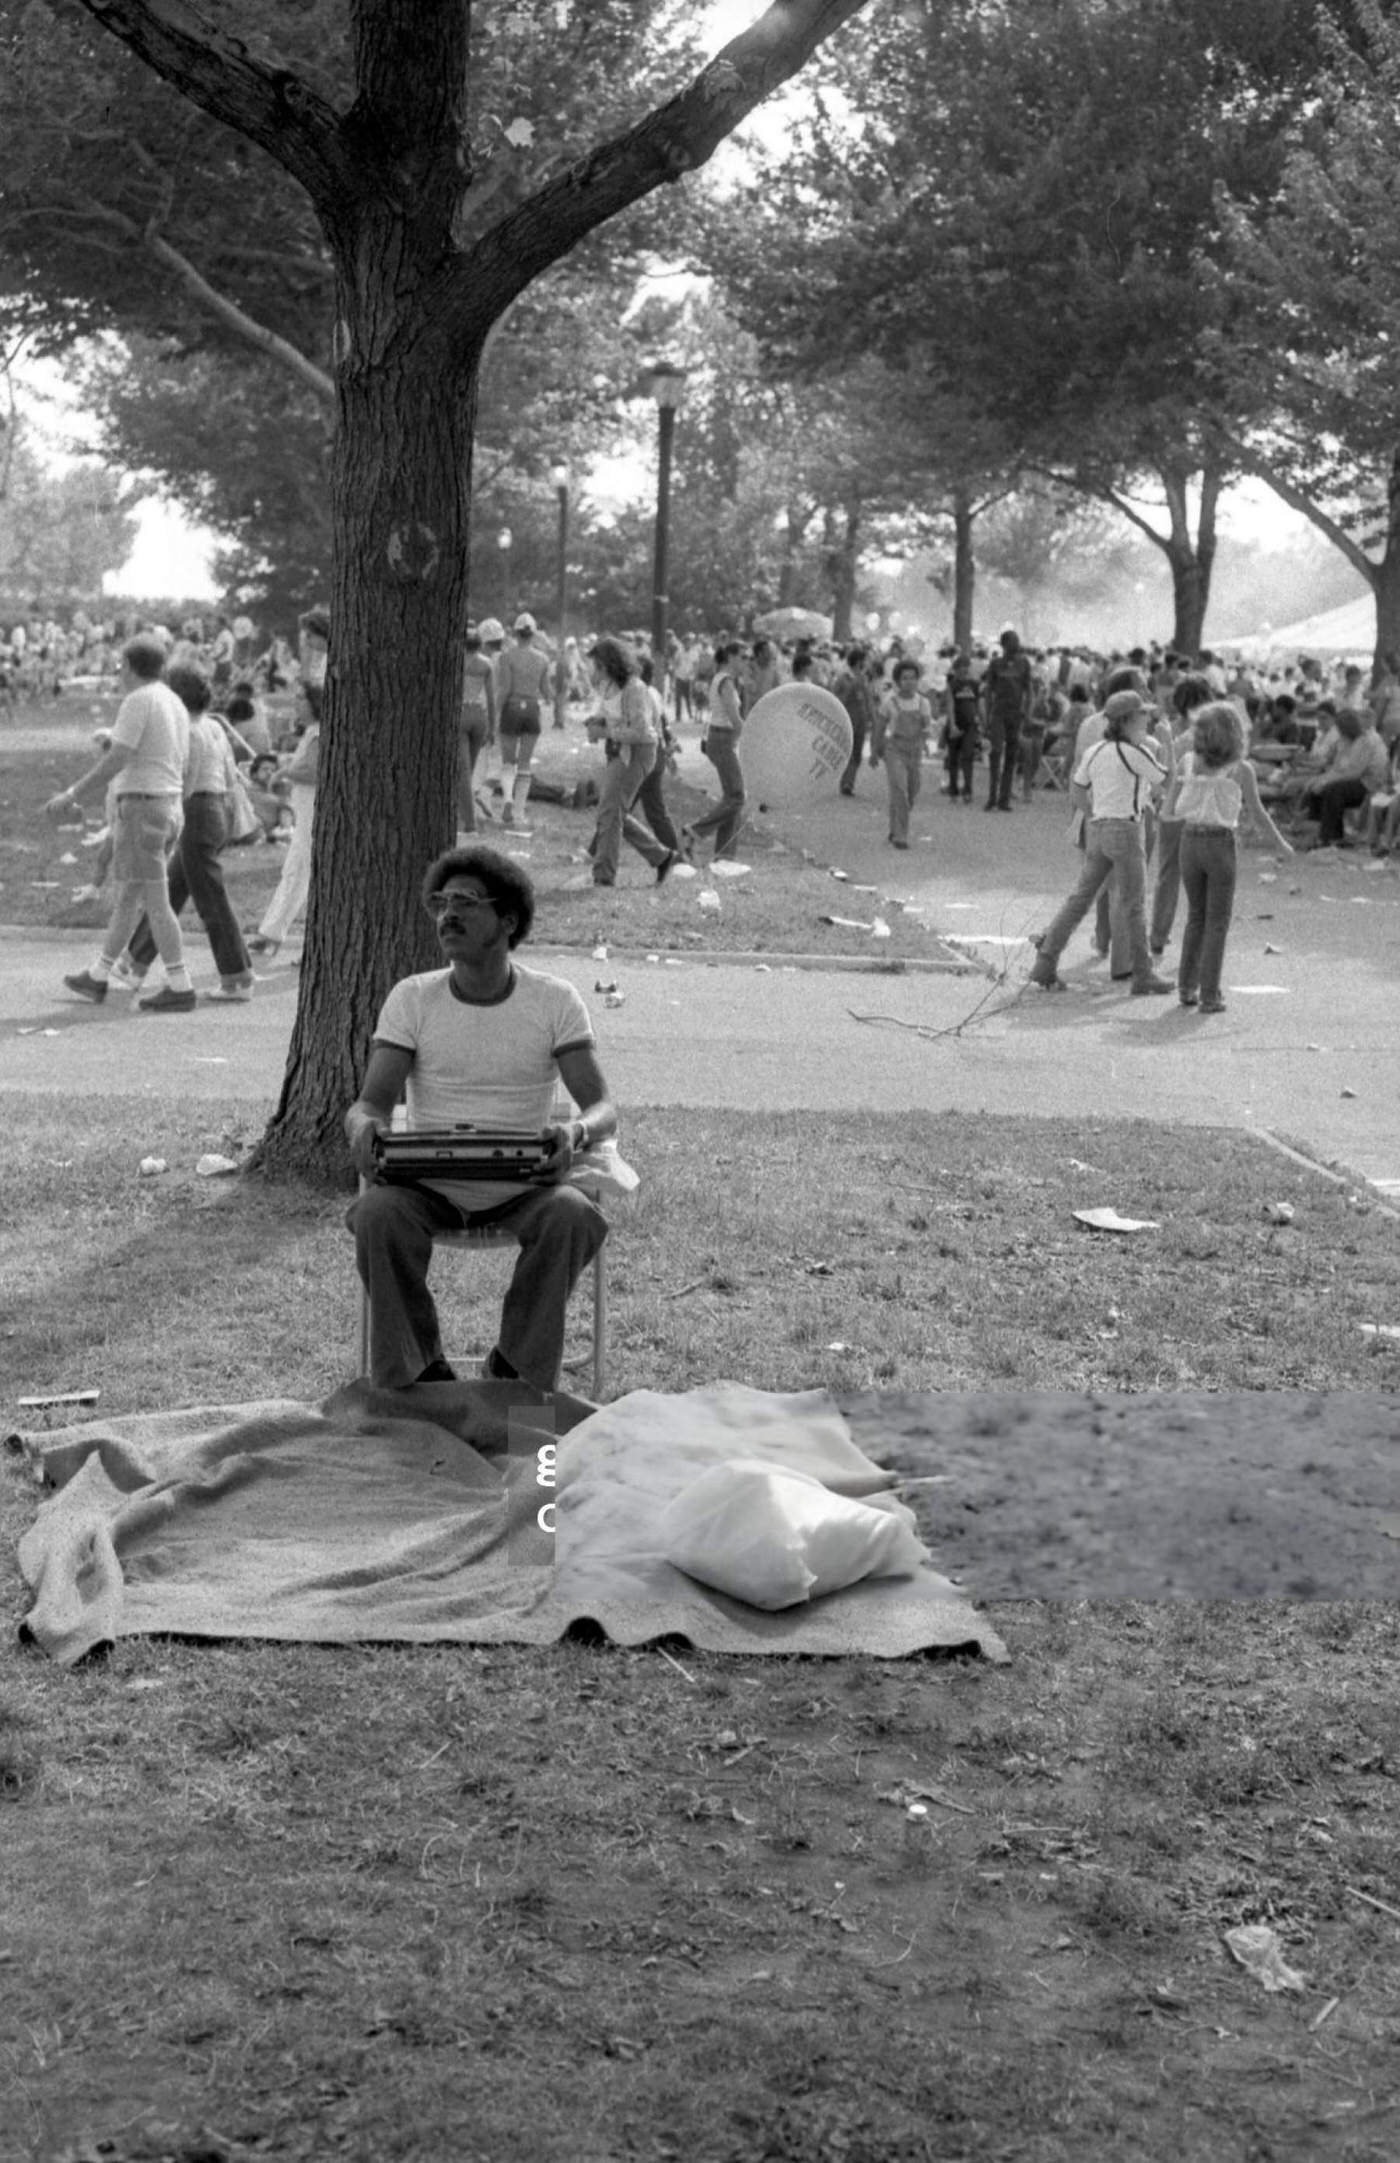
[1103,690,1152,723]
[513,611,536,634]
[476,618,504,643]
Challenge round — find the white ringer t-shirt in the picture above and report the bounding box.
[373,963,595,1210]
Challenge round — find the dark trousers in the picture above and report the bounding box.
[946,727,976,797]
[1177,828,1237,1002]
[128,793,249,979]
[635,760,681,853]
[985,716,1023,807]
[348,1179,607,1391]
[839,714,868,793]
[1313,776,1369,844]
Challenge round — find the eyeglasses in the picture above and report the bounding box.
[426,889,496,921]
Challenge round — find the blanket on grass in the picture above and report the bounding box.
[14,1381,1009,1669]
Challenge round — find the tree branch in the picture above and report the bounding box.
[1222,435,1378,583]
[70,0,354,216]
[37,187,337,404]
[142,230,334,402]
[455,0,871,325]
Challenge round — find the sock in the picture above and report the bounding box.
[165,966,193,992]
[512,772,532,815]
[91,955,114,980]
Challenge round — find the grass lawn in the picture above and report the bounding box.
[3,1092,1399,2160]
[0,693,957,965]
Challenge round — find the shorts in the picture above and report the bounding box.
[112,796,181,883]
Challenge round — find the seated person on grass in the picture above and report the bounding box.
[345,845,616,1393]
[1291,708,1390,847]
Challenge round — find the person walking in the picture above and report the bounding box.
[587,638,677,886]
[1149,673,1213,957]
[871,658,933,848]
[493,613,553,829]
[1029,690,1175,996]
[122,665,255,1001]
[683,640,747,863]
[834,643,878,796]
[247,681,320,957]
[1166,701,1294,1013]
[943,651,980,801]
[457,630,496,835]
[981,627,1033,811]
[45,633,197,1013]
[633,655,683,857]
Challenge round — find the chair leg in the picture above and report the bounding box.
[592,1247,607,1400]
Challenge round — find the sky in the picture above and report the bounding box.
[10,0,1315,612]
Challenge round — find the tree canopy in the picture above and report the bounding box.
[8,0,872,1179]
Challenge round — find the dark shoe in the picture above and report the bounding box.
[997,801,1014,811]
[207,974,254,1002]
[839,786,854,797]
[1198,995,1227,1014]
[891,838,909,849]
[416,1357,457,1385]
[1130,974,1173,996]
[656,850,678,884]
[63,969,107,1003]
[1179,990,1199,1008]
[592,875,615,887]
[1029,959,1067,992]
[483,1346,519,1381]
[984,801,998,812]
[138,985,198,1013]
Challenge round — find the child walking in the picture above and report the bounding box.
[1165,701,1293,1014]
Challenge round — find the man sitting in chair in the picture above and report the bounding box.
[346,845,615,1391]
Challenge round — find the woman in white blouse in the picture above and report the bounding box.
[1029,690,1174,995]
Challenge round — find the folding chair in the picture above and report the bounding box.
[354,1207,607,1399]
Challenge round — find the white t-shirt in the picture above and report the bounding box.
[1074,737,1165,819]
[112,680,191,796]
[373,963,595,1210]
[185,713,232,796]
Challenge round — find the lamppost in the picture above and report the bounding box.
[644,359,686,692]
[550,462,569,728]
[498,526,512,621]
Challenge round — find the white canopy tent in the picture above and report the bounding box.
[1222,591,1376,659]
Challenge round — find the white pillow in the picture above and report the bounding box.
[658,1457,928,1611]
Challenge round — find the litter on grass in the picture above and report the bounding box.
[1224,1924,1306,1996]
[195,1154,239,1177]
[709,860,750,877]
[137,1157,168,1177]
[1358,1323,1400,1342]
[1264,1202,1296,1225]
[1073,1208,1160,1234]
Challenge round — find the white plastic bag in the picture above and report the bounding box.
[658,1457,928,1611]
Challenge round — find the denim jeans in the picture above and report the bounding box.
[1150,817,1184,949]
[128,793,249,980]
[883,742,922,842]
[593,744,668,883]
[691,730,746,855]
[1038,817,1153,982]
[1177,827,1237,1002]
[634,757,680,854]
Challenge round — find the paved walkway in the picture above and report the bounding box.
[3,740,1397,1194]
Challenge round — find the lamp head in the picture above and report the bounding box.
[643,359,687,410]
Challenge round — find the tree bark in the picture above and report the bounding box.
[826,502,861,641]
[951,487,975,651]
[257,238,484,1180]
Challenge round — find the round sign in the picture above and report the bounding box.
[740,684,853,805]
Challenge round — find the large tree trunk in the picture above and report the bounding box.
[1160,458,1219,655]
[256,251,484,1181]
[951,488,975,651]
